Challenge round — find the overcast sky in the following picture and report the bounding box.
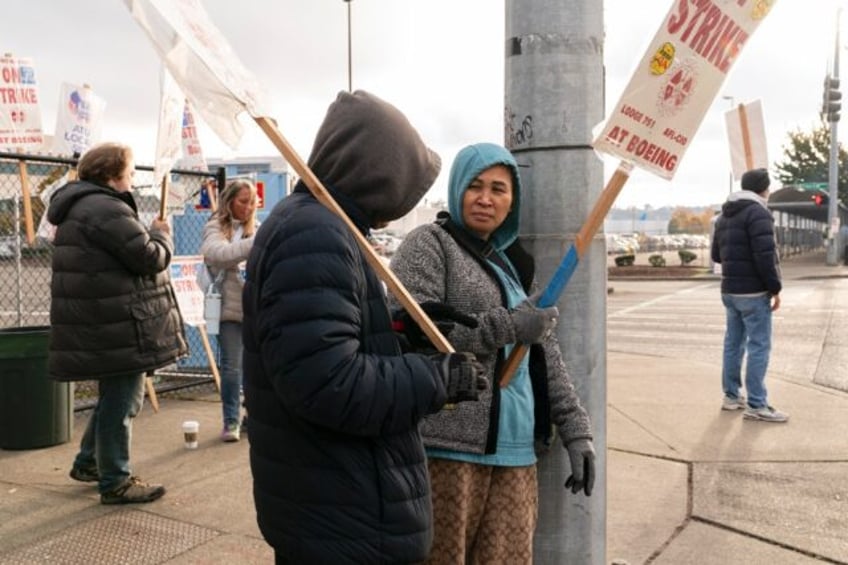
[5,0,844,210]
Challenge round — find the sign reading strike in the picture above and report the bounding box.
[499,0,779,385]
[593,0,776,180]
[0,55,44,150]
[169,255,206,327]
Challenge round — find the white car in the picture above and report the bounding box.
[0,242,14,260]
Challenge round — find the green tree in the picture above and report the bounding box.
[774,122,848,203]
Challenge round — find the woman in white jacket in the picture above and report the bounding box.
[200,179,258,442]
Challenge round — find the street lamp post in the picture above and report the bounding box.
[722,94,735,195]
[826,10,841,265]
[344,0,352,92]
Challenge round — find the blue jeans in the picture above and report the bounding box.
[219,321,243,427]
[73,372,145,493]
[721,293,772,409]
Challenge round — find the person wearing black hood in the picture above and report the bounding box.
[48,142,188,504]
[241,90,487,564]
[711,167,787,423]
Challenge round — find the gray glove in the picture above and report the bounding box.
[510,292,558,343]
[564,438,596,496]
[431,352,488,403]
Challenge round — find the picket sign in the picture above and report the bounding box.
[725,100,766,175]
[144,256,224,412]
[169,255,223,390]
[126,0,453,354]
[499,0,779,387]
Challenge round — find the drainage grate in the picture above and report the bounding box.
[0,510,219,564]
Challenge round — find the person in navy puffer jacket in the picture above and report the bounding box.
[242,90,487,564]
[711,168,787,423]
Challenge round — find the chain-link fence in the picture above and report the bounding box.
[0,151,223,409]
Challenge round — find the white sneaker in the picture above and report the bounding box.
[743,405,789,423]
[721,396,746,411]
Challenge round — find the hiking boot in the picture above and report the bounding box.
[221,422,241,442]
[721,396,747,411]
[69,465,99,483]
[101,476,165,505]
[743,405,789,423]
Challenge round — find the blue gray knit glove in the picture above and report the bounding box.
[564,438,596,496]
[510,291,558,343]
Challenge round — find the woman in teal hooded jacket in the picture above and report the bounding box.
[390,142,595,564]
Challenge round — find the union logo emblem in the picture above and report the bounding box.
[650,42,676,76]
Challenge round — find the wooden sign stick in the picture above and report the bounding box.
[737,103,755,170]
[158,176,168,221]
[145,377,160,412]
[499,160,634,388]
[198,324,222,392]
[253,116,453,353]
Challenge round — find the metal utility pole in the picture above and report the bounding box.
[505,1,605,563]
[344,0,353,92]
[826,11,841,266]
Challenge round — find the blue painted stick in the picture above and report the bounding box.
[499,161,634,387]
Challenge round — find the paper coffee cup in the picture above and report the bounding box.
[182,420,199,449]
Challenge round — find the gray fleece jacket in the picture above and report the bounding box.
[390,143,592,455]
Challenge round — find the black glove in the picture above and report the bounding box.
[393,302,479,353]
[431,352,488,403]
[564,438,596,496]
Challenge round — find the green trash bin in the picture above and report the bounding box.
[0,326,73,449]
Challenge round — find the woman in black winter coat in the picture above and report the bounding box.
[48,142,187,505]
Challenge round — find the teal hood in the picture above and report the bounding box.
[447,143,522,252]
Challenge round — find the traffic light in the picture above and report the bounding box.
[823,75,841,123]
[812,192,825,206]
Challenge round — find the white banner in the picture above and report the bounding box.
[125,0,266,149]
[725,99,768,180]
[153,67,183,197]
[169,255,206,327]
[0,55,44,150]
[593,0,777,180]
[51,83,106,156]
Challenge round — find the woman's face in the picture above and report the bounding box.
[229,186,255,222]
[461,164,514,240]
[108,160,135,193]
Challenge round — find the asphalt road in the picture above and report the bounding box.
[607,272,848,394]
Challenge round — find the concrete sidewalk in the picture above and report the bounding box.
[608,249,848,565]
[1,249,846,564]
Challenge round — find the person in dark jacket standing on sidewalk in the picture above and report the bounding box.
[242,90,486,564]
[711,167,787,422]
[48,142,188,503]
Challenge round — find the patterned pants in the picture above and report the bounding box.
[425,458,537,565]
